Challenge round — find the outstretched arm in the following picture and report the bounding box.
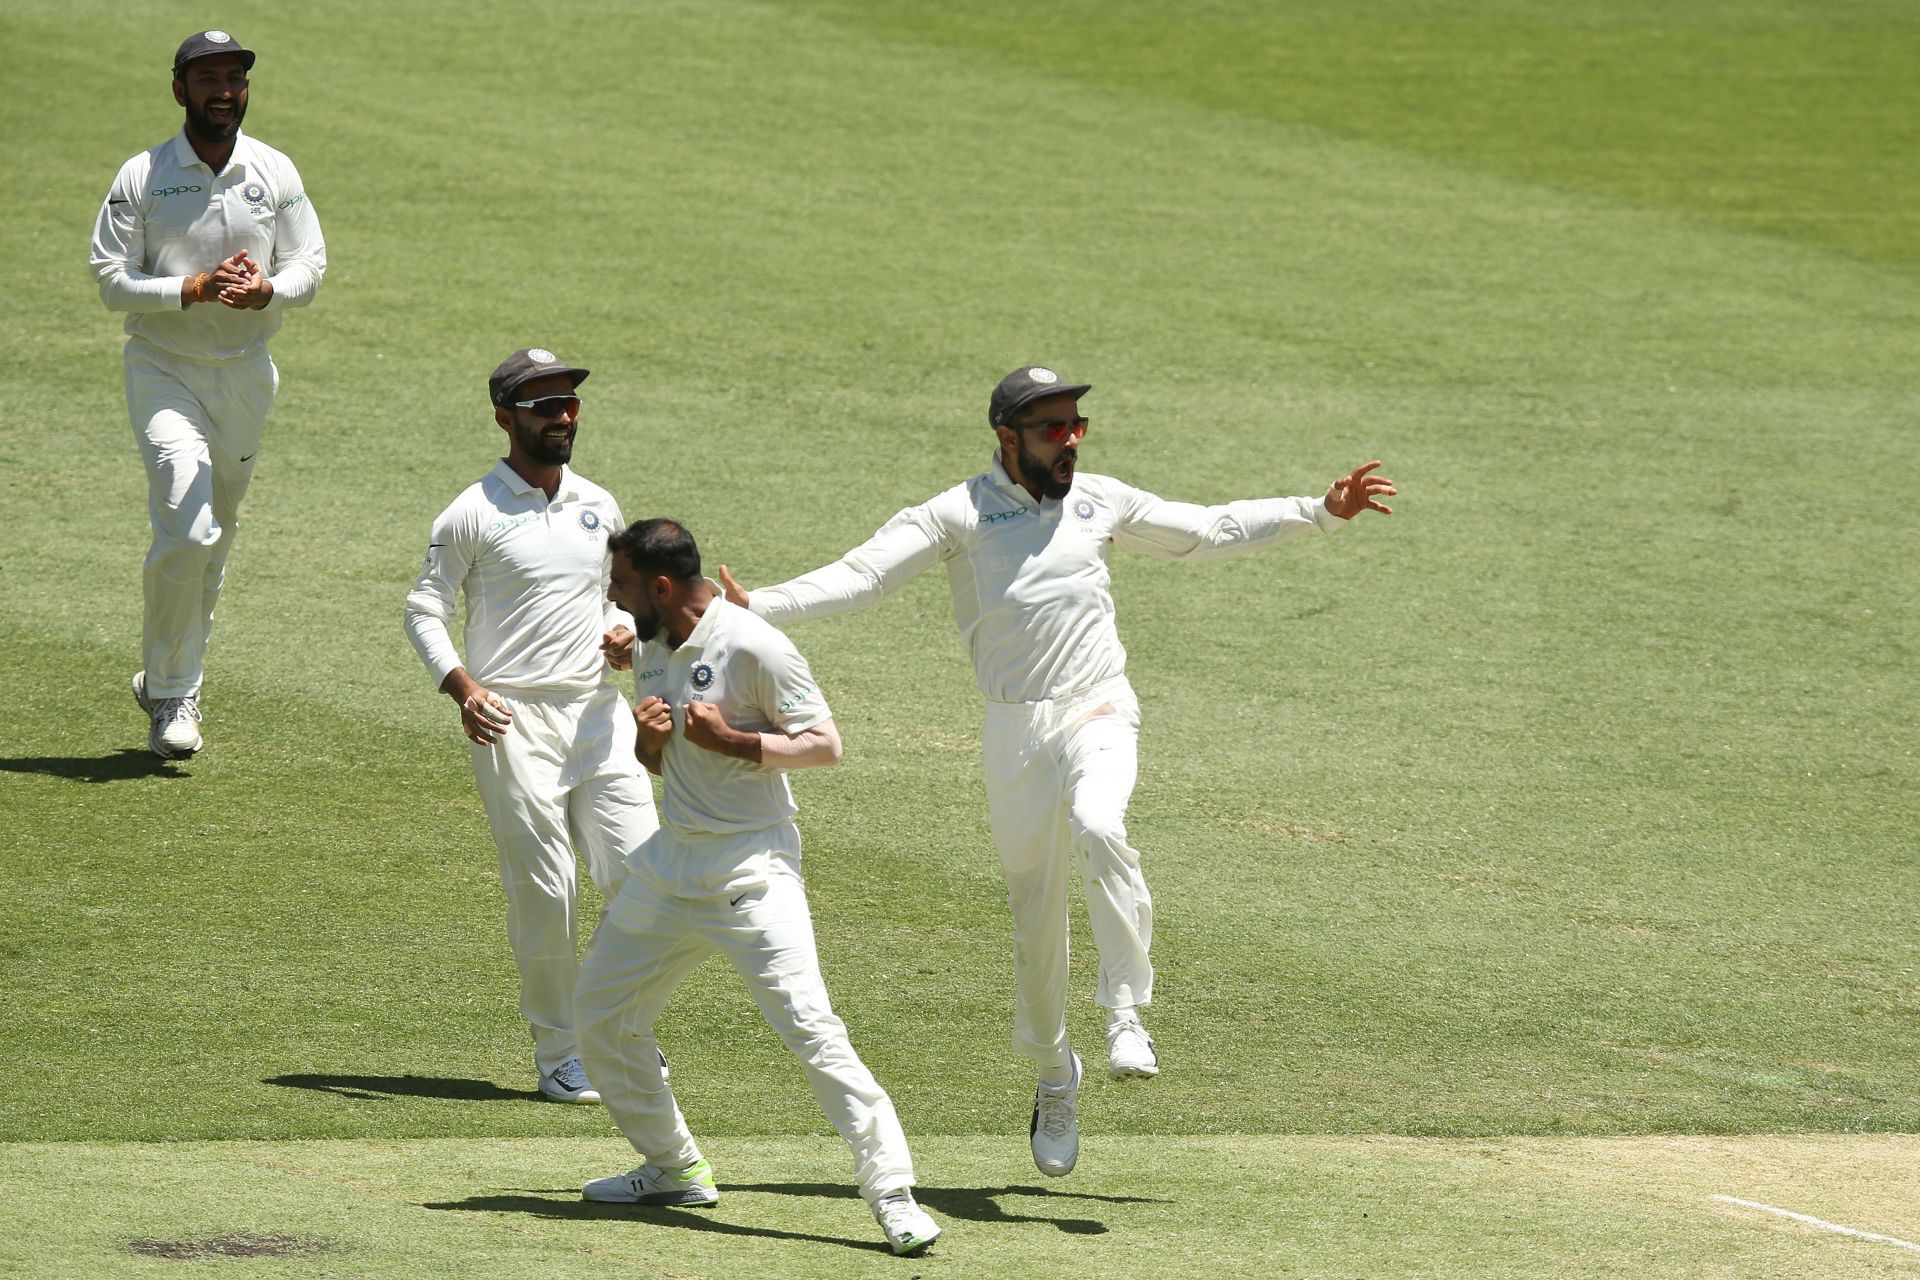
[719,501,949,624]
[1111,460,1395,562]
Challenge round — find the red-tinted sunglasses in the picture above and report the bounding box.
[1021,415,1088,444]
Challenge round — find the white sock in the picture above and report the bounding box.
[1037,1056,1076,1088]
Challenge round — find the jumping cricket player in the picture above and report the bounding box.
[720,364,1396,1177]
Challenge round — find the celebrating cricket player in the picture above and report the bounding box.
[720,364,1395,1177]
[576,519,940,1258]
[90,29,327,758]
[404,347,658,1105]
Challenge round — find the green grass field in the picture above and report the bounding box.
[3,0,1916,1274]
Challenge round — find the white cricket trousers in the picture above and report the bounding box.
[982,675,1152,1074]
[125,336,277,699]
[471,682,657,1075]
[576,823,916,1204]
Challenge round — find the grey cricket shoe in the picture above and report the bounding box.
[539,1057,601,1104]
[1029,1052,1082,1177]
[872,1189,940,1256]
[1106,1015,1159,1079]
[584,1157,718,1207]
[133,671,202,759]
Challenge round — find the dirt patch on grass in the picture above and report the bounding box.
[125,1232,331,1260]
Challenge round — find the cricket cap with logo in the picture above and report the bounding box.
[988,365,1092,427]
[489,347,591,406]
[172,30,256,76]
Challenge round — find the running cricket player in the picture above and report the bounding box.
[91,29,327,758]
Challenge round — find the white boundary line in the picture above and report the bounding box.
[1712,1196,1920,1255]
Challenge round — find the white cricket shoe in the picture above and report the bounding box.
[1106,1015,1159,1079]
[539,1057,601,1104]
[871,1189,940,1256]
[1029,1052,1082,1177]
[584,1157,718,1207]
[133,671,202,759]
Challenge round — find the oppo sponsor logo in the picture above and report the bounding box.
[152,184,204,197]
[980,506,1029,525]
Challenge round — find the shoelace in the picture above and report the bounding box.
[875,1193,923,1231]
[1109,1021,1152,1049]
[1034,1090,1074,1140]
[156,696,200,725]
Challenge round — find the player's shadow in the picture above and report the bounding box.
[423,1181,1167,1246]
[420,1193,887,1253]
[0,750,188,782]
[732,1180,1167,1236]
[264,1073,544,1103]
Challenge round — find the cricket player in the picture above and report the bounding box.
[720,365,1395,1177]
[90,29,327,758]
[404,347,657,1104]
[576,519,940,1258]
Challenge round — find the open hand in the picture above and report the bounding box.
[1324,460,1396,520]
[717,565,749,608]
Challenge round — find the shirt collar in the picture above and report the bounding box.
[680,595,727,653]
[988,453,1027,497]
[489,459,581,501]
[169,128,249,176]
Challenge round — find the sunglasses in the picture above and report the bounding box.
[1020,415,1089,444]
[508,394,580,419]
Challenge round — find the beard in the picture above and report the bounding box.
[1018,438,1077,501]
[184,95,247,145]
[514,419,574,466]
[628,598,664,643]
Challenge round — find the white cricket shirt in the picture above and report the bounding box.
[633,599,832,838]
[750,454,1342,704]
[405,461,631,696]
[89,129,326,361]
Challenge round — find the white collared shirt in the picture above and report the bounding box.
[750,455,1342,704]
[89,129,327,361]
[404,461,631,696]
[633,599,831,838]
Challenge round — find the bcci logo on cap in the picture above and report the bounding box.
[691,663,715,692]
[1028,367,1059,383]
[529,348,557,364]
[203,29,233,43]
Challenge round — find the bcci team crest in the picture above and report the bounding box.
[1028,367,1059,383]
[241,182,267,209]
[1073,498,1095,520]
[204,30,232,43]
[690,663,715,692]
[529,348,557,364]
[578,509,601,533]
